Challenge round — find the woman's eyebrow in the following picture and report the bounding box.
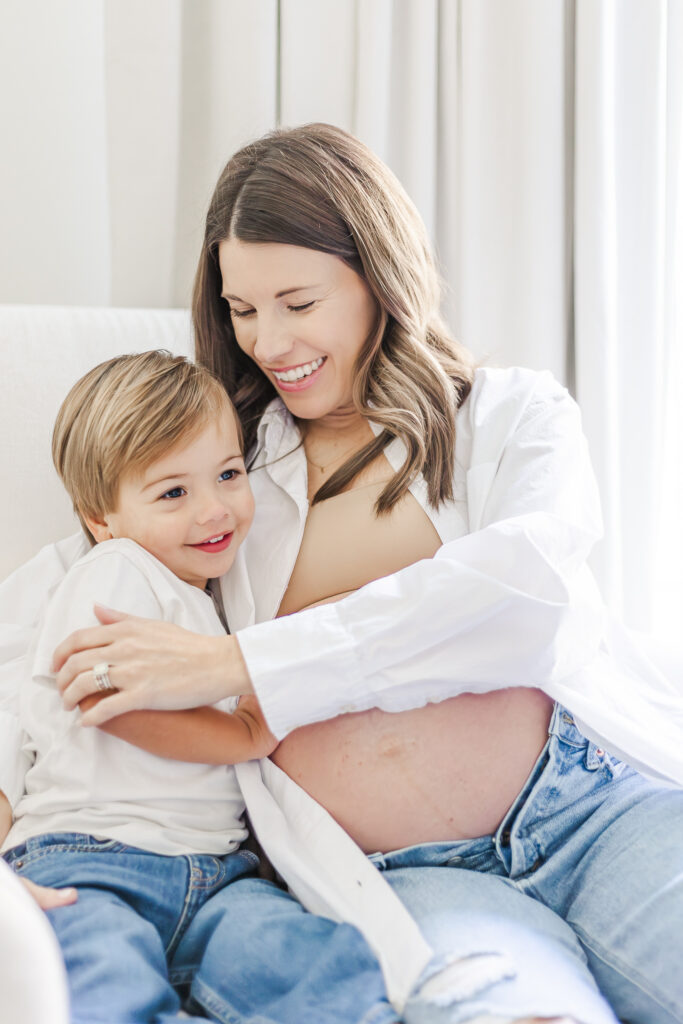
[222,285,320,301]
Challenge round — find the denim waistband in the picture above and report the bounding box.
[368,703,616,875]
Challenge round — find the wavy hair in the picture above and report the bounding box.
[193,122,474,512]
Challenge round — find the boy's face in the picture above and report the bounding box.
[88,410,254,589]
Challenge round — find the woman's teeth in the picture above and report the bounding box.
[205,535,225,544]
[273,357,324,383]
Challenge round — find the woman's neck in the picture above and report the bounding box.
[300,406,369,442]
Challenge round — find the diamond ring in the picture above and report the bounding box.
[93,662,115,692]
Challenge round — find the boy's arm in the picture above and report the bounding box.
[79,694,277,763]
[0,789,12,845]
[79,590,353,763]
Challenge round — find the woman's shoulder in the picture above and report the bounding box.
[461,366,575,431]
[468,364,568,405]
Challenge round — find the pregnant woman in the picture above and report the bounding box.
[47,124,683,1024]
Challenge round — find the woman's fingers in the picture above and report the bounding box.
[79,690,143,727]
[55,609,251,715]
[57,651,114,702]
[93,603,131,625]
[21,877,78,910]
[52,622,122,675]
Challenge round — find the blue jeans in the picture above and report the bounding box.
[3,835,260,1023]
[205,705,683,1024]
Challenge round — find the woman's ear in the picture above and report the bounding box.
[83,515,114,543]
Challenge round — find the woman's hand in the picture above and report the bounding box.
[53,605,253,727]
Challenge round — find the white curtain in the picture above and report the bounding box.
[1,0,681,632]
[574,0,683,631]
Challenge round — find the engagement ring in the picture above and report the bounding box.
[93,662,115,692]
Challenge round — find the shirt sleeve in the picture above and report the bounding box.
[0,541,163,809]
[0,533,89,808]
[236,370,607,739]
[31,547,164,684]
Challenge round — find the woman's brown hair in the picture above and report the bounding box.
[193,122,474,512]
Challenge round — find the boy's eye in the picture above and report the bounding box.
[219,469,237,482]
[160,487,186,500]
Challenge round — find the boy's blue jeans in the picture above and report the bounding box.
[2,838,262,1023]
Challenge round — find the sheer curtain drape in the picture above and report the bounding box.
[1,0,681,632]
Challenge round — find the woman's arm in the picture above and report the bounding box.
[78,693,277,763]
[54,371,604,733]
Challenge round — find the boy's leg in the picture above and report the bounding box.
[4,834,207,1024]
[170,875,398,1024]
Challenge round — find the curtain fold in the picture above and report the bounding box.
[1,0,681,631]
[574,0,683,630]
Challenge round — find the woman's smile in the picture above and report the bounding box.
[271,356,327,390]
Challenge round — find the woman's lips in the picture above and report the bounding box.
[189,533,233,553]
[272,357,326,392]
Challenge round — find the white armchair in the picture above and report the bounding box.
[0,304,193,1021]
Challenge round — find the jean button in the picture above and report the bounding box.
[14,860,23,869]
[595,748,604,757]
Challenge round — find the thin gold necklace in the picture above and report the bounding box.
[304,438,367,474]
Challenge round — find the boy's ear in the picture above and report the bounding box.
[84,514,114,543]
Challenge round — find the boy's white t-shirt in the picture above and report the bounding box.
[2,538,247,857]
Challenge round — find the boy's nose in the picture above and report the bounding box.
[196,496,231,526]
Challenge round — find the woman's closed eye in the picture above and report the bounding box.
[229,301,316,318]
[287,301,315,313]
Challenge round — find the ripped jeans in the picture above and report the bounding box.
[200,705,683,1024]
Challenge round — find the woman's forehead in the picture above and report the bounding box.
[218,239,344,298]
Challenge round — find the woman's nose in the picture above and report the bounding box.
[252,316,294,365]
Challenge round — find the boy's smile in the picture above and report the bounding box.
[86,409,254,589]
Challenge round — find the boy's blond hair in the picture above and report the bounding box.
[53,350,241,545]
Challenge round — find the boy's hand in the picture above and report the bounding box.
[20,877,78,910]
[235,694,279,759]
[1,791,77,910]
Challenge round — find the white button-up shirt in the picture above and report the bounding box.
[2,366,682,1010]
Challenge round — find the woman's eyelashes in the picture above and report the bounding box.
[229,300,316,318]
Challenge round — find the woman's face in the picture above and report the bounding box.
[218,239,378,423]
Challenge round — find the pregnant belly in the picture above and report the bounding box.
[271,688,554,853]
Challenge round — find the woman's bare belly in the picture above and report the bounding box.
[272,688,553,853]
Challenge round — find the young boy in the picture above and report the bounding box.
[2,351,278,1023]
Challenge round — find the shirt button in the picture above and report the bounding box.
[595,748,604,757]
[15,860,23,869]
